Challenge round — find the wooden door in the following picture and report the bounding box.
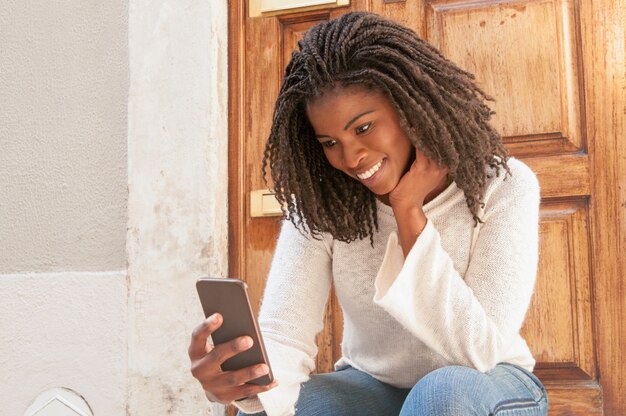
[228,1,625,414]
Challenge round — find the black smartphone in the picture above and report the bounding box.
[196,277,274,386]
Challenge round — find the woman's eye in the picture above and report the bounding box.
[355,122,372,135]
[322,140,337,148]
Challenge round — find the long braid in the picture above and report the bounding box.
[262,11,510,242]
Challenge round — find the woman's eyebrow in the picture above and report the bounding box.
[314,110,376,139]
[343,110,375,130]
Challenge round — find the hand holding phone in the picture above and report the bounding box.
[189,277,278,404]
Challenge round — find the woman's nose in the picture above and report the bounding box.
[343,142,367,169]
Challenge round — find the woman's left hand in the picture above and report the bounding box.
[388,148,449,211]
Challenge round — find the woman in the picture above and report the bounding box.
[189,11,548,416]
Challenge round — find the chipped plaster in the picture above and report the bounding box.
[127,0,229,414]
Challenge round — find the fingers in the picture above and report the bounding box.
[211,379,279,404]
[188,315,279,405]
[412,148,435,172]
[188,313,222,361]
[413,148,448,175]
[230,379,279,402]
[209,335,254,366]
[215,364,271,389]
[190,334,254,381]
[199,364,278,404]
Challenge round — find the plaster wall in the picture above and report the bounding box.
[0,0,129,414]
[127,0,229,415]
[0,0,128,273]
[0,0,228,413]
[0,272,127,415]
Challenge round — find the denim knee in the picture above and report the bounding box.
[237,411,267,416]
[400,365,488,416]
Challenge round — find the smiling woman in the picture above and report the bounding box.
[305,86,453,253]
[188,11,547,416]
[306,87,416,201]
[260,14,510,246]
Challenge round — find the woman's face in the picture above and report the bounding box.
[306,86,414,199]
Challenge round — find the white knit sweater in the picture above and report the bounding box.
[234,157,541,416]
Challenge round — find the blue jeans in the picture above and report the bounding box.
[238,363,548,415]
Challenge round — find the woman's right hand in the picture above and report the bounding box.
[188,313,279,404]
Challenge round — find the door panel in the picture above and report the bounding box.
[426,0,584,157]
[525,201,594,370]
[229,0,625,414]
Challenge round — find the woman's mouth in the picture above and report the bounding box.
[356,159,385,185]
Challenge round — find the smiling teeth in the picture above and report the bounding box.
[357,160,383,180]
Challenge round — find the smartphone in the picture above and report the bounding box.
[196,277,274,386]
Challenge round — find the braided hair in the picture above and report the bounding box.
[263,11,510,243]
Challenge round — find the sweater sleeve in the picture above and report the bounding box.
[373,164,540,373]
[233,219,333,416]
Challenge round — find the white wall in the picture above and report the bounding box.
[0,0,229,414]
[0,1,128,273]
[0,272,128,415]
[127,0,229,415]
[0,0,129,415]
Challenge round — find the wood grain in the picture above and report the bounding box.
[547,386,604,415]
[372,0,426,36]
[525,153,590,199]
[580,0,626,413]
[522,199,596,381]
[426,0,585,158]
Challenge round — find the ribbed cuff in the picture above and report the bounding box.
[232,396,264,414]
